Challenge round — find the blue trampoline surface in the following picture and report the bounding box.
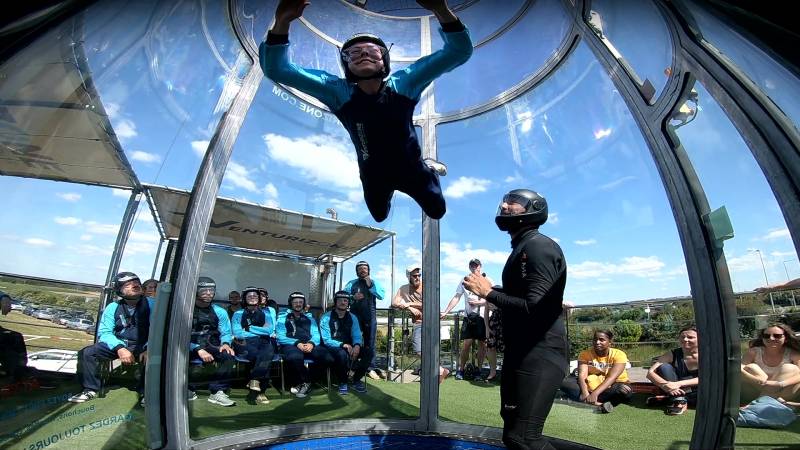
[254,434,504,449]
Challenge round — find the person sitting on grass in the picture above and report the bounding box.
[320,291,372,395]
[69,272,153,405]
[646,325,699,415]
[1,292,31,383]
[741,323,800,403]
[189,277,237,407]
[276,292,333,398]
[232,286,277,405]
[560,329,633,413]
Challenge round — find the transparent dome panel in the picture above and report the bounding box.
[682,2,800,136]
[436,42,693,449]
[667,84,799,450]
[587,0,673,104]
[82,0,250,189]
[338,0,472,17]
[432,0,571,114]
[0,178,160,450]
[448,0,527,44]
[294,1,421,58]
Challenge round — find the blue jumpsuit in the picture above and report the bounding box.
[259,23,473,221]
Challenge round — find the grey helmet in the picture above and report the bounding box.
[495,189,548,232]
[196,276,216,297]
[113,271,141,296]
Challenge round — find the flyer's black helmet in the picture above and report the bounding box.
[197,277,216,297]
[113,272,140,296]
[288,291,307,308]
[495,189,548,232]
[241,286,260,305]
[333,290,351,305]
[340,33,390,82]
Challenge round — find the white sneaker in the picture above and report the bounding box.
[208,390,235,407]
[256,393,270,405]
[290,385,300,395]
[423,158,447,176]
[247,379,261,392]
[367,370,382,380]
[187,390,198,401]
[68,390,98,403]
[295,383,310,398]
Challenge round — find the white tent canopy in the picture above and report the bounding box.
[145,184,393,262]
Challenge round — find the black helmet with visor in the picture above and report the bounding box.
[495,189,548,232]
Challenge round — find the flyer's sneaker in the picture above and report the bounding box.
[256,393,270,405]
[423,158,447,176]
[455,370,464,381]
[68,390,97,403]
[208,390,235,407]
[247,379,261,392]
[338,383,349,395]
[295,383,310,398]
[599,401,614,413]
[352,380,367,394]
[367,369,382,380]
[187,390,198,401]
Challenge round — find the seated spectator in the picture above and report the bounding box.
[646,325,699,415]
[232,287,276,405]
[142,279,159,299]
[276,292,333,398]
[741,323,800,403]
[1,292,29,382]
[560,329,633,413]
[190,277,236,407]
[320,291,372,395]
[69,272,153,404]
[227,290,242,318]
[258,288,269,309]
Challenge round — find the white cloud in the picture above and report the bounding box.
[225,161,260,193]
[760,228,790,241]
[54,216,81,225]
[599,176,637,191]
[130,150,161,163]
[404,246,421,263]
[594,128,612,139]
[130,230,159,243]
[73,244,112,257]
[24,238,54,247]
[264,133,360,189]
[57,192,81,202]
[727,252,762,272]
[770,250,796,258]
[191,140,209,158]
[263,182,279,207]
[440,241,509,273]
[574,239,597,246]
[105,102,120,118]
[552,237,561,244]
[85,221,119,235]
[548,212,559,225]
[80,234,93,241]
[115,119,137,140]
[504,174,524,184]
[124,241,158,255]
[112,188,131,198]
[570,256,666,279]
[443,176,492,199]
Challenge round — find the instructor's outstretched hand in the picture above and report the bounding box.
[416,0,458,23]
[463,272,492,298]
[272,0,310,34]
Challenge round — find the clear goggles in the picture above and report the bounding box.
[341,43,386,61]
[497,193,532,214]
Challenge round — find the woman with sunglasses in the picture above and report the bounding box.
[741,323,800,403]
[261,0,472,222]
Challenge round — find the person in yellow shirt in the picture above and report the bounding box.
[559,329,633,413]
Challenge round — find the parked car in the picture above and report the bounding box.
[10,301,24,311]
[34,309,55,321]
[26,349,78,374]
[23,306,37,316]
[67,318,94,332]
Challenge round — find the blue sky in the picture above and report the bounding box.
[1,0,797,310]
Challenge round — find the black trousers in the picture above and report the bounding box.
[280,345,333,384]
[501,351,567,450]
[326,345,373,383]
[656,364,697,405]
[190,345,236,393]
[361,161,445,221]
[233,337,275,383]
[559,375,633,406]
[77,343,142,393]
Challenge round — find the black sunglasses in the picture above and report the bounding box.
[762,333,785,339]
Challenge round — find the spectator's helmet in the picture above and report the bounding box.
[340,33,390,82]
[196,277,216,297]
[287,291,306,309]
[495,189,548,232]
[241,286,260,306]
[355,260,370,274]
[333,290,351,307]
[257,287,269,300]
[113,271,141,296]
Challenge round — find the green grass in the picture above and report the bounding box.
[0,311,94,351]
[2,376,798,449]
